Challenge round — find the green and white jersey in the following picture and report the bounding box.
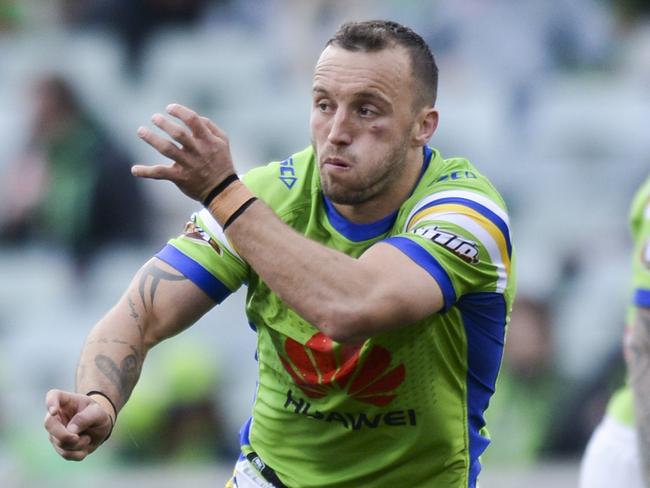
[608,176,650,426]
[156,146,516,488]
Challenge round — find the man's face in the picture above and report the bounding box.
[310,45,421,206]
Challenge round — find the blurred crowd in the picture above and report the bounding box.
[1,0,650,484]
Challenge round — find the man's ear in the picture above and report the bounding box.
[412,108,439,146]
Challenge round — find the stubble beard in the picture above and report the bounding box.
[315,137,411,206]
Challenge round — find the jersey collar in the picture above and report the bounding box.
[323,146,433,242]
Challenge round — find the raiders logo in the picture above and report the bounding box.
[183,218,222,254]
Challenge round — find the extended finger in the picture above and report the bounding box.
[151,113,194,149]
[201,116,227,140]
[137,126,184,161]
[131,163,180,181]
[167,104,210,138]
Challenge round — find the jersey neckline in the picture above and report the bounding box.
[322,146,433,242]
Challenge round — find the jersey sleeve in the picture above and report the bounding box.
[383,189,513,311]
[632,189,650,307]
[155,208,249,303]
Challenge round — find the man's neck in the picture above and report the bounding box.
[332,147,426,224]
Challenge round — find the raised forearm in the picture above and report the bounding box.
[629,307,650,486]
[226,202,374,335]
[224,201,441,342]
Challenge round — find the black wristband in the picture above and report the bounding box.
[102,412,115,442]
[223,197,258,231]
[86,390,118,419]
[87,390,117,442]
[202,174,239,207]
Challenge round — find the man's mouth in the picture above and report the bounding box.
[322,157,350,169]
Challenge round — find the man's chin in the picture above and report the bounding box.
[323,189,366,206]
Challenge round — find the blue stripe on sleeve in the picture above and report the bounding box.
[155,244,232,304]
[635,289,650,307]
[458,292,507,488]
[383,236,456,311]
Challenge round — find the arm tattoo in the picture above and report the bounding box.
[95,351,141,405]
[83,263,186,405]
[138,261,185,312]
[128,296,144,341]
[129,261,185,347]
[630,308,650,485]
[128,296,140,320]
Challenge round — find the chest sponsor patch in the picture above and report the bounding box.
[413,225,479,264]
[279,333,405,407]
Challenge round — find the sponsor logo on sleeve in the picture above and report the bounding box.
[413,225,479,264]
[435,170,477,183]
[183,217,222,255]
[279,157,297,189]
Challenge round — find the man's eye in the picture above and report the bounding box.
[359,107,376,117]
[317,101,330,112]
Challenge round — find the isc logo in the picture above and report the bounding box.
[413,225,479,264]
[436,170,477,183]
[279,157,297,189]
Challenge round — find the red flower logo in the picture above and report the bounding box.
[279,333,405,406]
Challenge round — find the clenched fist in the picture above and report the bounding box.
[44,389,114,461]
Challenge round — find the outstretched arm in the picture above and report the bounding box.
[133,104,444,343]
[629,307,650,485]
[45,258,215,460]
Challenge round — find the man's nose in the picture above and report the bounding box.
[327,110,353,146]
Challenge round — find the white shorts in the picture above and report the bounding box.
[226,453,481,488]
[579,415,643,488]
[228,456,276,488]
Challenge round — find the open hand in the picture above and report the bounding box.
[132,104,236,203]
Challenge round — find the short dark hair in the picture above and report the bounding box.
[326,20,438,108]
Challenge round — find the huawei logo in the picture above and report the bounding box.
[279,333,405,407]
